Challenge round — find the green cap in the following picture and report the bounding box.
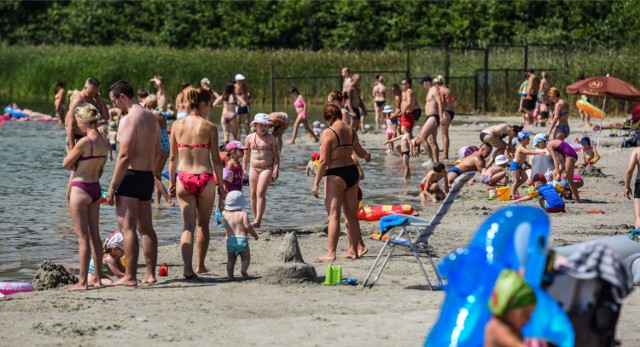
[488,270,537,316]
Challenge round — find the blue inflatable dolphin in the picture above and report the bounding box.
[425,206,574,347]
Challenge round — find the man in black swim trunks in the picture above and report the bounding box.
[522,69,538,125]
[107,80,161,286]
[234,74,253,137]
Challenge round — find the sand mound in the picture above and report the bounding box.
[32,260,78,291]
[261,232,317,284]
[579,165,607,178]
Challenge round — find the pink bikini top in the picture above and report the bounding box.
[293,100,304,108]
[77,137,106,161]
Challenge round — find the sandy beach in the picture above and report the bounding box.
[1,115,639,346]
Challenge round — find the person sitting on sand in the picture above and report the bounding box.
[384,125,414,180]
[88,231,126,285]
[222,190,258,281]
[624,147,640,228]
[510,131,546,196]
[62,103,109,291]
[312,104,371,261]
[447,143,492,184]
[480,155,510,186]
[577,136,600,168]
[479,123,523,166]
[305,152,319,176]
[484,269,537,347]
[420,162,449,202]
[515,173,565,213]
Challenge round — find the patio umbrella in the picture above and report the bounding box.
[566,75,640,148]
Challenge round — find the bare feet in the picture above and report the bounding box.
[142,275,157,285]
[196,266,209,274]
[108,277,138,287]
[164,200,175,207]
[241,270,249,278]
[251,221,261,228]
[316,255,336,262]
[359,247,369,257]
[228,276,236,282]
[340,252,359,260]
[183,272,198,279]
[287,140,295,144]
[65,283,88,292]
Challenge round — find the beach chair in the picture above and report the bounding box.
[362,172,474,290]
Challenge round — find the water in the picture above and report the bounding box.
[0,108,438,282]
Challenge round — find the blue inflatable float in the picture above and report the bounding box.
[425,206,574,347]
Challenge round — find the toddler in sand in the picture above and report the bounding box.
[420,162,449,202]
[480,155,510,186]
[222,191,258,281]
[384,126,414,179]
[88,231,126,285]
[515,173,565,213]
[305,152,319,176]
[510,131,545,196]
[577,136,600,168]
[484,269,537,347]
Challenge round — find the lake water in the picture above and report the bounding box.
[0,106,445,282]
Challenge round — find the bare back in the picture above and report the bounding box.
[119,105,159,171]
[320,121,365,169]
[171,115,216,173]
[373,84,386,101]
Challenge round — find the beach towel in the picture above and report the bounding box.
[378,215,408,233]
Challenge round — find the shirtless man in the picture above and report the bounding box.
[54,81,66,124]
[447,143,492,184]
[150,75,168,114]
[66,77,109,150]
[106,80,160,286]
[234,74,253,137]
[421,76,443,163]
[372,75,387,131]
[624,147,640,229]
[200,77,220,98]
[341,67,352,94]
[346,74,366,133]
[401,78,421,129]
[523,69,539,125]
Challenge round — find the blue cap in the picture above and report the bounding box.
[532,133,547,146]
[517,131,531,142]
[580,136,591,145]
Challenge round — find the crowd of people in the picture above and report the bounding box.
[53,68,639,302]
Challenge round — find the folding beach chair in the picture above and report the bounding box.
[362,172,474,289]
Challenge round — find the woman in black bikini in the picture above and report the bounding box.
[62,103,109,291]
[312,104,371,261]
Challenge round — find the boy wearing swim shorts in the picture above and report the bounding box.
[222,191,258,281]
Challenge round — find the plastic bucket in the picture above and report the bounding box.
[496,187,511,201]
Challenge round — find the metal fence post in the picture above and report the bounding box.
[484,48,489,111]
[524,44,528,71]
[270,61,275,112]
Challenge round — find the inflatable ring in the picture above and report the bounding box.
[576,99,604,119]
[0,282,33,296]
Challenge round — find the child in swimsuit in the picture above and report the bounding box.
[243,113,280,228]
[420,162,449,202]
[480,155,510,186]
[384,126,413,180]
[577,136,600,168]
[484,269,537,347]
[88,231,126,285]
[515,173,566,213]
[510,131,546,196]
[382,105,396,153]
[223,140,247,193]
[306,152,319,176]
[222,191,258,281]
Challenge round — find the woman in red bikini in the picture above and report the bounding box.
[242,113,280,228]
[312,104,371,261]
[62,103,109,291]
[169,86,225,278]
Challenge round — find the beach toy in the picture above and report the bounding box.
[158,262,168,277]
[0,282,33,296]
[324,264,334,285]
[324,265,343,285]
[589,155,601,164]
[495,186,510,201]
[337,278,357,285]
[576,99,604,119]
[586,209,605,214]
[425,206,574,347]
[100,188,108,204]
[357,204,414,221]
[525,186,539,198]
[553,181,565,193]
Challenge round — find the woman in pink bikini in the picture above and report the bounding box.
[243,113,280,228]
[62,103,109,291]
[169,86,225,278]
[288,87,318,144]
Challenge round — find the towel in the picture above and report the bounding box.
[379,215,408,233]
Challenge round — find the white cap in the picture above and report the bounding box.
[495,155,509,165]
[200,77,210,85]
[225,190,246,211]
[235,74,245,81]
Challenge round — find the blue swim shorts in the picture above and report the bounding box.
[227,236,249,255]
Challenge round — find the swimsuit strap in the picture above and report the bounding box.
[328,127,340,146]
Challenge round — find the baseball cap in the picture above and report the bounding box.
[529,173,546,186]
[495,155,509,166]
[382,105,394,113]
[200,77,210,85]
[226,140,247,152]
[517,131,531,142]
[235,74,245,81]
[311,152,319,161]
[532,133,547,146]
[580,136,591,145]
[225,190,246,211]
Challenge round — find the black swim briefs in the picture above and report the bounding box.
[236,105,250,115]
[115,170,154,201]
[635,179,640,199]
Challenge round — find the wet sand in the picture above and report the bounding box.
[1,115,639,346]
